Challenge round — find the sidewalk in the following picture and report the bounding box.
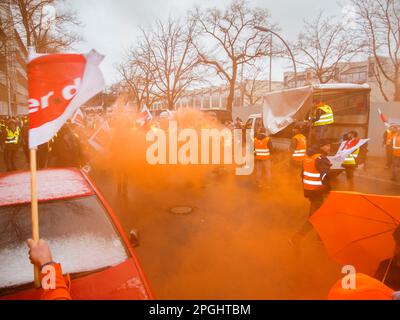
[356,156,400,187]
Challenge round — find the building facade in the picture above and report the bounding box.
[283,57,395,103]
[0,3,28,116]
[151,80,284,111]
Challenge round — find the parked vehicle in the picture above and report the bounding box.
[243,84,371,170]
[0,168,153,300]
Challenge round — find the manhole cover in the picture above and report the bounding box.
[169,206,194,215]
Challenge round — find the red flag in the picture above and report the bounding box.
[378,108,389,127]
[71,108,85,128]
[28,49,105,148]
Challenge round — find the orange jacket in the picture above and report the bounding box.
[40,263,72,300]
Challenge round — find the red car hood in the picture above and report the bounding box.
[1,258,151,300]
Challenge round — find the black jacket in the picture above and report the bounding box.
[375,257,400,291]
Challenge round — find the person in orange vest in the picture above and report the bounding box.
[310,101,334,143]
[254,127,272,188]
[391,127,400,181]
[26,238,72,300]
[289,139,332,245]
[340,130,360,188]
[289,125,307,169]
[383,125,396,169]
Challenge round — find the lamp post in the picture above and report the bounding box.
[255,26,297,88]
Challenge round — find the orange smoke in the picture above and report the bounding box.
[79,103,341,300]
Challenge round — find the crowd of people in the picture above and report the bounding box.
[0,115,83,171]
[237,101,400,299]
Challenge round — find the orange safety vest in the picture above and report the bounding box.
[292,134,307,162]
[254,137,270,160]
[303,153,324,191]
[393,135,400,157]
[386,129,394,146]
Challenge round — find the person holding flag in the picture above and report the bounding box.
[26,48,105,292]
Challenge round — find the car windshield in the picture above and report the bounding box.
[0,195,129,293]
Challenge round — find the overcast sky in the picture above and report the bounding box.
[68,0,350,85]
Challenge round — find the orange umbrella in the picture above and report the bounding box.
[310,191,400,276]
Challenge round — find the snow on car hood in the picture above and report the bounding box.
[0,169,93,206]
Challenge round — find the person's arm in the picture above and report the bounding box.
[316,157,332,188]
[26,239,72,300]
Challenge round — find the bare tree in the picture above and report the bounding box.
[293,11,362,84]
[10,0,82,52]
[138,17,200,110]
[190,0,274,111]
[351,0,400,101]
[242,63,269,107]
[118,47,159,111]
[0,2,15,52]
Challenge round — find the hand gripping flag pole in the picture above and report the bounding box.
[27,47,105,287]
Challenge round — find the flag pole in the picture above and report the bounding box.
[30,147,41,287]
[28,46,41,288]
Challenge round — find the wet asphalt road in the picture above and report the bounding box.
[89,161,399,300]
